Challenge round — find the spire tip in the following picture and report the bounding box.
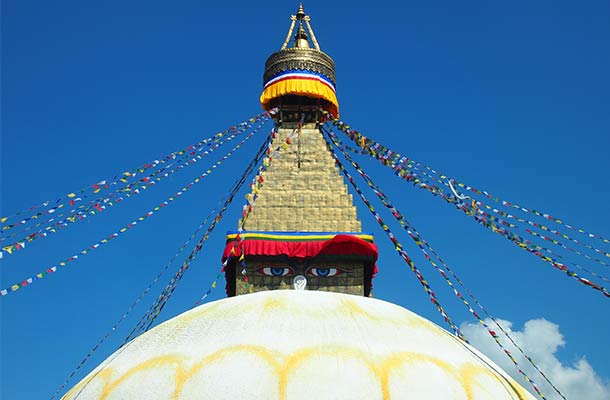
[296,3,306,20]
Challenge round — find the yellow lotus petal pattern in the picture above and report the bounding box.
[64,290,535,400]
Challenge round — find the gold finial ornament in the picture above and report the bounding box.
[260,4,339,116]
[296,3,306,19]
[294,26,310,48]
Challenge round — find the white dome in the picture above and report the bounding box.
[64,290,535,400]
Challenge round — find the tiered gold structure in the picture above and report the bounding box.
[243,120,361,232]
[227,112,372,296]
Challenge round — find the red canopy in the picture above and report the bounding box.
[223,232,378,261]
[222,231,379,296]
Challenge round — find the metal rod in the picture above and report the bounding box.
[304,18,320,50]
[281,17,297,50]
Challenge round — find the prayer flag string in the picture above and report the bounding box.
[123,123,278,341]
[472,201,610,265]
[400,142,610,294]
[0,117,271,298]
[466,206,610,298]
[323,126,562,400]
[54,123,278,399]
[48,182,249,400]
[322,113,610,259]
[1,116,269,260]
[192,272,224,308]
[321,118,610,297]
[432,174,609,268]
[385,155,610,282]
[322,133,465,340]
[234,118,301,291]
[473,201,610,283]
[1,116,261,246]
[517,228,610,283]
[323,112,610,246]
[0,112,270,237]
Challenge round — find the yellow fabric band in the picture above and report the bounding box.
[260,78,339,117]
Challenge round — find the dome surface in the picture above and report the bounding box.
[64,291,535,400]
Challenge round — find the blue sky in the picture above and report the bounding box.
[2,1,609,398]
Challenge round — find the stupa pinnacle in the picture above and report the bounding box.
[260,4,339,117]
[247,4,353,234]
[223,4,377,297]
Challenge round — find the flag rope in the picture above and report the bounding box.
[329,134,610,268]
[1,117,271,297]
[0,117,260,245]
[123,121,278,341]
[322,118,610,298]
[321,110,610,247]
[322,113,610,258]
[1,115,269,259]
[323,125,564,400]
[321,132,465,340]
[48,171,252,400]
[233,118,301,292]
[468,205,610,297]
[0,112,270,233]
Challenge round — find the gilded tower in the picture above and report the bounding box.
[223,4,379,297]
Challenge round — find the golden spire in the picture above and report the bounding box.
[296,3,305,19]
[261,4,339,116]
[294,26,310,49]
[281,4,321,51]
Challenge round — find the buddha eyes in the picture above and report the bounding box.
[307,267,343,277]
[258,267,293,276]
[254,266,346,277]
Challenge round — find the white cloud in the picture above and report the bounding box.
[461,318,610,400]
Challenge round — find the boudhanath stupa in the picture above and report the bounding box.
[63,5,536,399]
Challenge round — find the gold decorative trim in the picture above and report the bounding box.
[263,48,336,86]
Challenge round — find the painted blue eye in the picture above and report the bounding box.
[259,267,292,276]
[271,267,287,276]
[308,267,342,277]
